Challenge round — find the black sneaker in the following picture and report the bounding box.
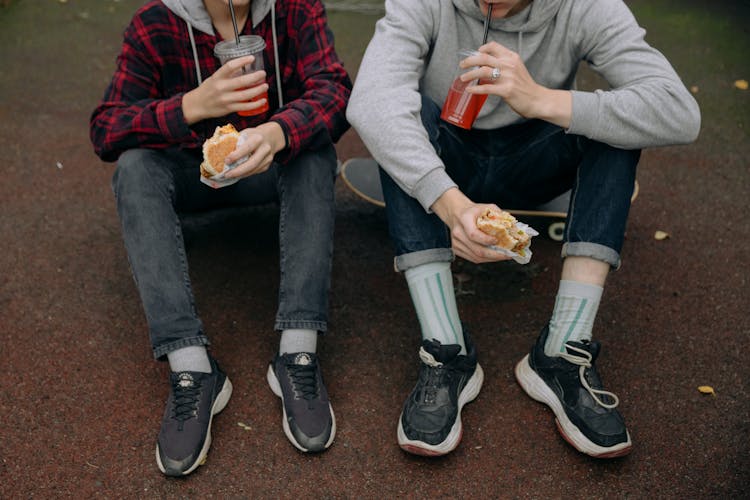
[266,352,336,452]
[397,333,484,456]
[156,357,233,476]
[515,326,631,458]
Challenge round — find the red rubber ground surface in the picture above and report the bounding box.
[1,1,747,497]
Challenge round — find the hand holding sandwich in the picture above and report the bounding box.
[431,188,513,264]
[223,122,285,179]
[199,122,285,185]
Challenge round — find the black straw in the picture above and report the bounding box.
[482,4,493,44]
[228,0,241,45]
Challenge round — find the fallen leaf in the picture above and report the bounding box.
[690,85,699,94]
[237,422,252,431]
[654,230,670,240]
[735,80,748,90]
[698,385,716,396]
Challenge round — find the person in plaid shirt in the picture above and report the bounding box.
[90,0,351,476]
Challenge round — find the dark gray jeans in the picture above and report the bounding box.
[112,145,337,359]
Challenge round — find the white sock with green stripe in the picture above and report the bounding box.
[404,261,466,355]
[545,280,603,356]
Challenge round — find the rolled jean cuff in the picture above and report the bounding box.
[275,319,327,334]
[393,248,454,273]
[561,242,621,270]
[153,335,210,360]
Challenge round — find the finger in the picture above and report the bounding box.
[483,245,514,262]
[478,41,512,58]
[223,55,255,73]
[226,144,272,178]
[460,52,495,70]
[225,132,261,165]
[454,242,495,264]
[470,226,499,246]
[232,96,268,116]
[235,71,267,88]
[223,152,260,178]
[459,66,485,82]
[235,83,269,102]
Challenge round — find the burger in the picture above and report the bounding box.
[200,124,240,178]
[476,207,531,254]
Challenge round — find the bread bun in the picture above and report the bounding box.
[200,124,240,178]
[476,208,531,253]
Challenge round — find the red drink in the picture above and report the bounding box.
[214,36,269,117]
[440,77,488,129]
[238,87,270,117]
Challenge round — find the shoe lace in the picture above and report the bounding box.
[288,364,318,401]
[171,378,202,422]
[418,347,449,404]
[560,343,619,409]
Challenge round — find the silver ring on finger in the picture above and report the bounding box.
[490,67,501,81]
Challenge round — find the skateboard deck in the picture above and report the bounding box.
[340,157,639,241]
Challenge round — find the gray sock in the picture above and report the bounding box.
[404,261,466,354]
[545,280,603,356]
[167,345,212,373]
[279,329,318,354]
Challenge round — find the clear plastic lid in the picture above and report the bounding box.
[214,35,266,60]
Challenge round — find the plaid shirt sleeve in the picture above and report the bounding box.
[90,14,200,162]
[90,0,351,164]
[269,0,352,164]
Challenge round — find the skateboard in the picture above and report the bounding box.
[339,157,639,241]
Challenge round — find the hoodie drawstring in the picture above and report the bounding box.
[187,23,203,85]
[271,2,284,107]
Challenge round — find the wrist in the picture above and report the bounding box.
[431,188,471,225]
[258,121,287,155]
[532,88,572,129]
[181,90,205,125]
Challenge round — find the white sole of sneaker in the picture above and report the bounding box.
[156,376,233,476]
[515,354,631,458]
[397,362,484,457]
[266,365,336,453]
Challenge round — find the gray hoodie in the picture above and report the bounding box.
[346,0,701,211]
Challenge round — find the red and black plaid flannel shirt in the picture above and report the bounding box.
[90,0,352,164]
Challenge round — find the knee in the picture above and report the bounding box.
[112,149,168,200]
[579,138,641,172]
[289,145,337,192]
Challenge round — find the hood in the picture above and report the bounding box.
[162,0,275,35]
[453,0,562,33]
[162,0,285,106]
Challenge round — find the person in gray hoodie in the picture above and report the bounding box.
[91,0,351,475]
[346,0,700,458]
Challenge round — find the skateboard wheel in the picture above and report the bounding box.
[548,221,565,241]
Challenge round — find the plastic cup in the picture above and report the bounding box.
[440,49,489,129]
[214,35,269,117]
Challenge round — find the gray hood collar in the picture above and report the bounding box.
[162,0,274,35]
[161,0,285,107]
[453,0,562,33]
